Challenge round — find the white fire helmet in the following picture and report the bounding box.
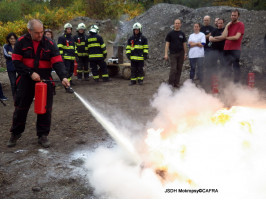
[133,22,142,32]
[89,25,99,34]
[77,23,86,30]
[64,23,72,30]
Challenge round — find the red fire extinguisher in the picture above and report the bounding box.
[247,72,255,88]
[34,81,47,114]
[74,60,78,76]
[211,75,219,94]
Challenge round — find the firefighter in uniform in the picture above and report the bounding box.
[126,22,149,85]
[74,23,89,80]
[86,25,110,82]
[8,19,70,148]
[58,23,75,92]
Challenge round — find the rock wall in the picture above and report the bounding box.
[116,3,266,74]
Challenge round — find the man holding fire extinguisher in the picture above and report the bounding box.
[8,19,70,148]
[58,23,76,92]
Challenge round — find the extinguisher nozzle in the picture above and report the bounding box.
[66,87,74,93]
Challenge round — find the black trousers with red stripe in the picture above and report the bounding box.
[10,75,53,137]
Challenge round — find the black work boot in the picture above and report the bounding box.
[138,80,143,85]
[38,136,50,148]
[129,81,136,86]
[7,133,21,147]
[103,78,111,82]
[84,74,89,81]
[77,74,82,81]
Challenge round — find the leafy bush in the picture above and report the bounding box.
[118,1,145,20]
[24,6,84,29]
[84,0,144,20]
[0,0,85,45]
[0,0,49,23]
[0,20,27,45]
[0,0,22,23]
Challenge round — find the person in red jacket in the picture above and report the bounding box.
[8,19,70,148]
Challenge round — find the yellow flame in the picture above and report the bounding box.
[144,106,265,188]
[211,108,231,125]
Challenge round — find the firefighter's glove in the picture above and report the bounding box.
[126,54,131,60]
[103,54,107,59]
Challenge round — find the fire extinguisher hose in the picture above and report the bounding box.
[42,79,61,83]
[41,80,75,93]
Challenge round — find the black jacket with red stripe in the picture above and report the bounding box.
[12,33,67,80]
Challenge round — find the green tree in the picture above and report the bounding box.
[0,0,49,23]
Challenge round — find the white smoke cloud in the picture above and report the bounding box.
[84,147,163,199]
[147,80,224,135]
[81,80,266,199]
[220,82,264,107]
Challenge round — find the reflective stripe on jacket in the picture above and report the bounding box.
[126,33,148,61]
[57,34,75,60]
[86,33,107,61]
[73,33,88,57]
